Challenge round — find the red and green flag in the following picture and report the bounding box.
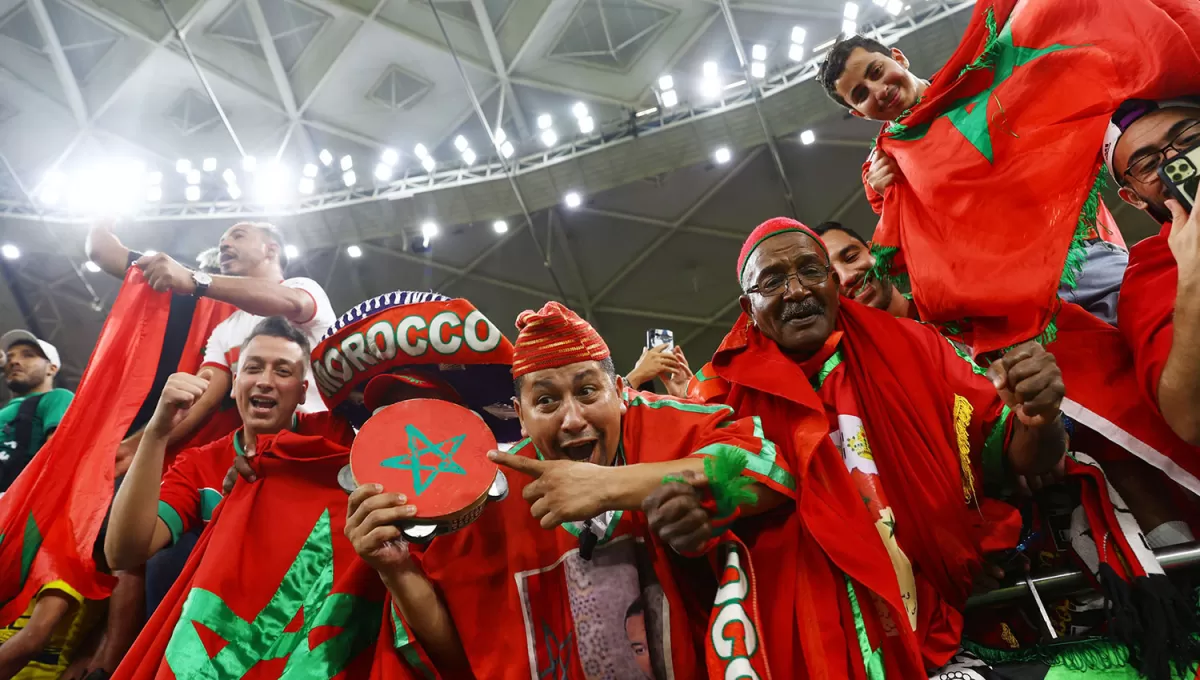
[869,0,1200,356]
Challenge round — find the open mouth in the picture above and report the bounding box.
[559,439,598,462]
[248,395,277,416]
[219,252,237,265]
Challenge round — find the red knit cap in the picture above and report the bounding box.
[736,217,829,284]
[512,302,610,378]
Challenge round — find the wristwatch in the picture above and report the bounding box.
[192,270,212,298]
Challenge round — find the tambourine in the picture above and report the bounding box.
[342,398,507,543]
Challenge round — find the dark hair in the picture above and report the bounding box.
[240,315,311,363]
[236,222,289,270]
[813,221,869,248]
[625,598,644,621]
[817,35,893,109]
[512,355,617,395]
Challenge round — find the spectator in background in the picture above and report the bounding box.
[117,222,334,461]
[1111,98,1200,445]
[625,343,693,399]
[0,330,72,491]
[0,332,97,679]
[813,221,913,318]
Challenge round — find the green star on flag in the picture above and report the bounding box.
[891,16,1082,163]
[381,424,467,496]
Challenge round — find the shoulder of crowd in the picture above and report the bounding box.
[623,387,733,417]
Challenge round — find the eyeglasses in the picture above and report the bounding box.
[1123,120,1200,185]
[744,263,831,296]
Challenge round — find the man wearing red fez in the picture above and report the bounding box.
[674,217,1074,679]
[348,301,792,679]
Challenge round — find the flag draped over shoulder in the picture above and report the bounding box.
[0,270,170,624]
[870,0,1200,356]
[111,431,406,679]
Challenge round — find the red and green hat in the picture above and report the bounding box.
[511,301,609,379]
[736,217,829,284]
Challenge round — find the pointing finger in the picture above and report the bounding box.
[488,451,547,479]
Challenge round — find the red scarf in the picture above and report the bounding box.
[870,0,1200,356]
[1116,222,1176,408]
[708,301,1019,673]
[0,270,170,623]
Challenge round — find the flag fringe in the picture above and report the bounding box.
[703,449,758,519]
[1060,169,1107,291]
[958,7,1002,77]
[962,636,1133,672]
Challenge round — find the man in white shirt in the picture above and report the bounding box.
[132,222,335,451]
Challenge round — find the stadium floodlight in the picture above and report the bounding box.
[540,129,558,147]
[751,44,767,61]
[1,244,19,260]
[658,75,674,90]
[789,43,806,62]
[147,171,163,185]
[346,245,362,258]
[578,116,595,134]
[751,61,766,78]
[381,148,399,166]
[661,89,679,107]
[375,162,393,181]
[499,141,515,158]
[564,191,582,208]
[202,157,217,172]
[421,156,436,172]
[176,159,191,174]
[222,168,237,185]
[303,163,318,178]
[284,244,300,259]
[454,135,469,152]
[714,147,731,164]
[243,156,257,172]
[298,177,315,194]
[342,170,357,187]
[462,148,477,165]
[187,169,201,185]
[572,102,589,119]
[318,149,333,166]
[85,261,101,273]
[340,155,353,171]
[185,185,201,201]
[414,143,430,159]
[537,114,553,130]
[800,129,816,145]
[844,2,859,19]
[146,186,162,202]
[492,220,508,234]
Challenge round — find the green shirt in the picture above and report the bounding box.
[0,388,74,461]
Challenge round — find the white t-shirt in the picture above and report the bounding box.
[201,277,335,413]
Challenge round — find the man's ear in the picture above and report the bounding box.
[46,363,59,378]
[299,379,308,405]
[1118,186,1149,211]
[738,295,753,319]
[512,396,527,438]
[892,47,910,70]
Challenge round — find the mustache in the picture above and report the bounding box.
[780,297,824,321]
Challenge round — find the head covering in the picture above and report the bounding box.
[512,302,609,379]
[362,369,461,412]
[736,217,829,285]
[0,330,60,368]
[1103,98,1200,180]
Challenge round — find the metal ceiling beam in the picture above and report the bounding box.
[432,215,530,293]
[590,147,763,306]
[297,0,389,116]
[470,0,531,139]
[577,206,747,241]
[546,208,592,319]
[364,242,562,301]
[507,2,554,74]
[699,0,841,20]
[509,76,639,110]
[27,0,88,126]
[246,0,298,119]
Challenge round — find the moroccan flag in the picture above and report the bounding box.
[869,0,1200,356]
[0,270,170,623]
[111,431,407,679]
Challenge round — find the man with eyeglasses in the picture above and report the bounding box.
[1111,98,1200,445]
[676,217,1068,678]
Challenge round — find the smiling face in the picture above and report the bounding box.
[834,47,926,121]
[1114,107,1200,223]
[513,359,625,465]
[234,334,308,434]
[739,232,840,357]
[820,227,893,311]
[218,223,276,276]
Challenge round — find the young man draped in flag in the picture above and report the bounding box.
[684,218,1200,680]
[1112,99,1200,449]
[812,221,913,319]
[351,301,790,679]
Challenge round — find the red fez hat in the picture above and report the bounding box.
[362,369,462,413]
[736,217,828,283]
[512,302,610,379]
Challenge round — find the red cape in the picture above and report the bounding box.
[1117,222,1176,409]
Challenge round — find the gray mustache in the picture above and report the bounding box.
[781,298,823,321]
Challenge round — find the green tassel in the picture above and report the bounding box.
[962,636,1133,672]
[866,245,899,287]
[958,7,1002,77]
[703,449,758,519]
[1060,169,1107,291]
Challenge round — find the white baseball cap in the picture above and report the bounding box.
[0,330,61,368]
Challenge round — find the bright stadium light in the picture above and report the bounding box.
[186,169,201,185]
[800,129,816,145]
[661,89,679,107]
[572,102,589,119]
[318,149,333,166]
[844,2,859,19]
[374,162,392,181]
[462,148,477,165]
[381,148,399,166]
[500,141,515,158]
[751,44,767,61]
[298,177,315,194]
[454,135,469,152]
[185,185,201,201]
[342,170,357,187]
[147,171,163,185]
[222,168,237,185]
[414,143,430,159]
[659,74,674,90]
[302,163,318,178]
[346,244,362,258]
[750,61,766,78]
[564,191,582,208]
[421,156,435,172]
[540,129,558,147]
[284,244,300,259]
[842,19,857,34]
[84,260,101,273]
[537,114,553,130]
[1,244,20,260]
[492,220,508,234]
[700,61,721,98]
[175,159,191,174]
[202,157,217,172]
[714,146,731,164]
[421,220,438,246]
[227,184,242,200]
[789,43,806,61]
[242,156,257,172]
[146,186,162,202]
[886,0,903,14]
[578,116,595,134]
[792,26,807,43]
[255,161,291,204]
[340,155,353,171]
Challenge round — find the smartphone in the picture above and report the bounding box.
[645,329,674,351]
[1159,140,1200,211]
